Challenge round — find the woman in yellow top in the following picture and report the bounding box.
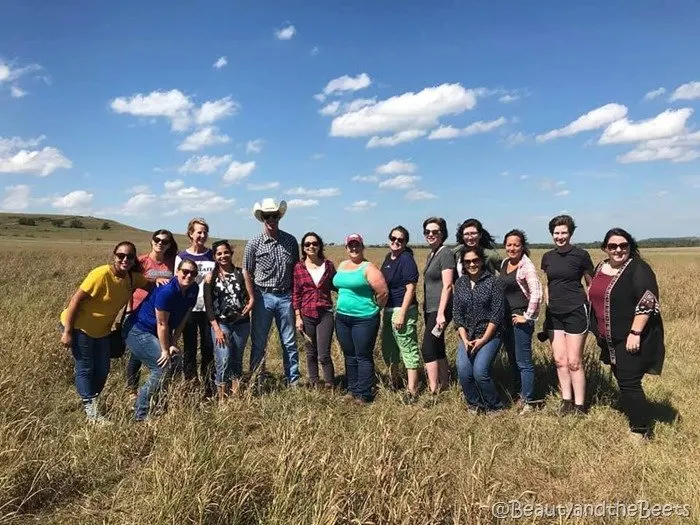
[60,241,151,422]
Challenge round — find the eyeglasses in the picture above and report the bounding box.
[424,229,440,237]
[463,258,481,266]
[463,231,479,238]
[152,237,170,245]
[389,235,405,244]
[180,268,198,277]
[303,241,319,248]
[606,242,629,251]
[115,252,135,261]
[261,213,280,221]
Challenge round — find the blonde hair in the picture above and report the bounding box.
[186,217,209,240]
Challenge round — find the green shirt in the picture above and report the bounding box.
[332,261,379,318]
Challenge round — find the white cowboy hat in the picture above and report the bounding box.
[253,198,287,222]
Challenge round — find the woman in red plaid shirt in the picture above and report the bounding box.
[293,232,337,389]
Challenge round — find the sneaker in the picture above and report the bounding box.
[288,379,302,389]
[519,403,534,415]
[628,430,650,444]
[466,404,481,415]
[342,392,355,402]
[402,392,419,405]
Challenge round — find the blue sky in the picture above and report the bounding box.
[2,0,700,244]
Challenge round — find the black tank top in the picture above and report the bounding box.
[500,268,528,315]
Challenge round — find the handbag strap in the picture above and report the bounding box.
[118,272,134,326]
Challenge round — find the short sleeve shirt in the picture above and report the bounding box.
[423,246,456,313]
[132,254,175,310]
[541,245,594,314]
[60,265,148,338]
[133,277,199,335]
[381,250,419,309]
[175,249,215,312]
[243,230,300,291]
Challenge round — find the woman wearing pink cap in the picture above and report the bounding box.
[333,233,388,404]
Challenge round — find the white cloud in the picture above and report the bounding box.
[178,154,232,174]
[178,127,230,151]
[319,101,341,116]
[164,179,185,191]
[110,89,194,131]
[310,153,325,161]
[644,87,666,101]
[275,24,296,40]
[352,175,379,183]
[428,117,507,140]
[504,132,527,147]
[128,185,150,194]
[598,108,693,145]
[378,175,421,189]
[213,56,228,69]
[195,96,239,126]
[285,187,340,197]
[120,192,157,216]
[247,181,280,191]
[310,46,320,56]
[656,190,670,197]
[405,189,437,201]
[246,139,265,154]
[669,81,700,101]
[330,83,479,138]
[10,86,26,98]
[1,184,31,211]
[499,94,520,103]
[222,160,256,184]
[0,135,72,177]
[163,181,235,213]
[52,190,93,212]
[536,103,628,142]
[554,190,571,197]
[617,146,700,164]
[345,200,376,212]
[319,98,376,117]
[375,159,417,175]
[287,198,319,208]
[320,73,371,99]
[366,129,427,148]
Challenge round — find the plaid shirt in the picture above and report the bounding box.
[500,254,543,320]
[243,229,299,291]
[292,259,336,319]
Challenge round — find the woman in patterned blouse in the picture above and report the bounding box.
[203,240,255,400]
[588,228,665,441]
[453,245,506,413]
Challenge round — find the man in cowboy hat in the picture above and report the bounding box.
[243,197,301,387]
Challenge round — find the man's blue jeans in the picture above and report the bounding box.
[212,320,251,385]
[456,337,504,410]
[123,319,175,421]
[64,326,110,401]
[502,320,536,402]
[335,313,380,402]
[250,290,300,384]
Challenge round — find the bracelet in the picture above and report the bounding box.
[629,329,642,336]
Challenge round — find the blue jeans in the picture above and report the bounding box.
[212,321,251,385]
[456,337,503,410]
[335,313,380,402]
[503,320,535,402]
[123,319,176,421]
[65,326,110,401]
[250,290,300,384]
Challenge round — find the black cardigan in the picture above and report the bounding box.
[589,257,665,375]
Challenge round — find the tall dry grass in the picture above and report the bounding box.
[0,242,698,524]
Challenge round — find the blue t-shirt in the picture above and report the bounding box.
[381,250,419,309]
[133,277,199,335]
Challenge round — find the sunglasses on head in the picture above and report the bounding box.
[303,241,319,248]
[212,240,230,250]
[261,213,280,221]
[152,236,170,245]
[389,235,405,244]
[115,252,135,261]
[424,229,440,237]
[180,268,198,277]
[606,242,629,251]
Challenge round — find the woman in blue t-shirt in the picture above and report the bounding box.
[380,226,421,403]
[123,259,200,421]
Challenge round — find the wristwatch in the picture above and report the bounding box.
[629,329,642,336]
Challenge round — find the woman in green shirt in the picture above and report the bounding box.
[333,233,388,404]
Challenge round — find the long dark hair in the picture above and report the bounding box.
[456,218,496,249]
[152,228,178,261]
[460,245,487,272]
[113,241,144,273]
[503,229,531,257]
[300,232,325,260]
[389,225,413,254]
[210,240,235,285]
[601,228,641,260]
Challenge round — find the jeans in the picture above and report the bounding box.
[212,320,251,385]
[456,337,504,410]
[250,289,300,384]
[335,313,380,402]
[123,320,175,421]
[502,320,536,402]
[302,310,335,384]
[182,311,214,390]
[126,352,141,393]
[66,327,110,401]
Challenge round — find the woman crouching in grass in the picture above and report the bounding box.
[123,259,199,422]
[60,241,151,423]
[204,240,254,401]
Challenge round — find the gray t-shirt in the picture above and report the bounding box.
[423,246,456,313]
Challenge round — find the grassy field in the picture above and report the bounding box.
[0,239,698,524]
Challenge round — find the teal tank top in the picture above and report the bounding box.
[332,261,379,317]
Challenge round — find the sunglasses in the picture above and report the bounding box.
[303,241,319,248]
[424,229,441,237]
[152,237,170,245]
[261,213,280,221]
[463,258,481,266]
[115,252,135,261]
[463,231,479,238]
[180,268,198,277]
[389,235,405,244]
[346,242,362,249]
[606,242,630,251]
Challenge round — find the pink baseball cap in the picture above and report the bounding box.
[345,233,364,246]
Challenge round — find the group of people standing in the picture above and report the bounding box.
[58,197,666,441]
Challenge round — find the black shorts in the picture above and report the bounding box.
[544,304,589,335]
[421,311,450,363]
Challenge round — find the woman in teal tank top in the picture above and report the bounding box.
[333,233,388,404]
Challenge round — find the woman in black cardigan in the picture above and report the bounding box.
[588,228,665,441]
